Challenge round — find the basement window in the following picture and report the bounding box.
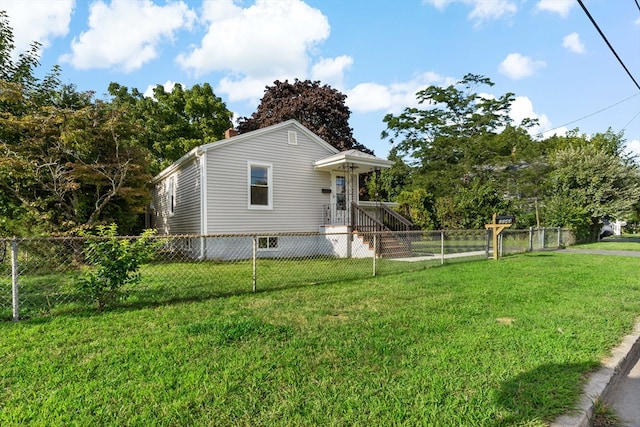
[258,236,278,250]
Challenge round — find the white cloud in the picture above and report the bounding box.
[510,96,560,138]
[467,0,517,23]
[535,0,574,17]
[625,139,640,159]
[423,0,517,25]
[143,80,179,99]
[0,0,74,53]
[346,71,451,113]
[499,53,546,80]
[347,83,392,113]
[311,55,353,90]
[177,0,330,102]
[60,0,195,72]
[217,75,275,104]
[423,0,452,9]
[562,32,585,54]
[475,93,561,138]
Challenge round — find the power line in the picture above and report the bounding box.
[635,0,640,13]
[577,0,640,91]
[621,110,640,133]
[535,92,640,137]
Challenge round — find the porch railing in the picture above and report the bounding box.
[350,202,383,233]
[379,203,415,231]
[323,204,351,225]
[323,202,416,231]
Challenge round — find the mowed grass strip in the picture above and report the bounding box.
[1,252,639,426]
[571,239,640,251]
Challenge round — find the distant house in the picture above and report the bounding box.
[150,119,412,259]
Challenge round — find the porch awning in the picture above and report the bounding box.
[313,149,393,173]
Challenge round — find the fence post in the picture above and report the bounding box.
[485,229,490,259]
[498,233,503,258]
[541,228,546,249]
[528,227,533,252]
[440,231,445,265]
[557,227,561,248]
[11,237,19,322]
[252,235,257,292]
[372,232,377,276]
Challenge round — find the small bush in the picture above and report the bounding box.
[77,224,160,310]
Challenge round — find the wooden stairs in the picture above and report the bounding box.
[358,232,412,258]
[351,202,415,258]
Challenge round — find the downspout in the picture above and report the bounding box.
[196,148,207,259]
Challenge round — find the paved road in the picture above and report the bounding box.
[559,244,640,426]
[607,356,640,427]
[560,248,640,257]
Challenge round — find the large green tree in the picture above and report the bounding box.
[1,86,150,234]
[237,79,373,154]
[544,137,640,240]
[0,14,150,235]
[381,74,539,228]
[381,74,534,197]
[108,82,233,174]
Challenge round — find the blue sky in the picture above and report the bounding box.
[1,0,639,158]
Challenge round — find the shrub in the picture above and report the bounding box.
[77,224,159,310]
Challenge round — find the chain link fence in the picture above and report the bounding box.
[1,227,573,321]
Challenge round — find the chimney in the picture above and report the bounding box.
[225,128,239,139]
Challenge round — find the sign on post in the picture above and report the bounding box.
[485,214,514,260]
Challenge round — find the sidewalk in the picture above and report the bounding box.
[551,320,640,427]
[606,352,640,426]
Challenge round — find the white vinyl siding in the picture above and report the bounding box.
[152,159,202,234]
[205,124,334,234]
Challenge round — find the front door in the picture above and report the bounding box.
[332,174,348,224]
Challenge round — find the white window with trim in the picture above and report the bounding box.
[257,236,278,251]
[248,162,273,209]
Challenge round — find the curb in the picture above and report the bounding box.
[551,319,640,427]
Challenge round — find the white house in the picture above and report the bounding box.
[150,120,412,259]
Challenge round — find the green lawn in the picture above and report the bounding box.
[571,238,640,251]
[2,252,639,426]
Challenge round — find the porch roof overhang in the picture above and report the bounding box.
[313,149,393,173]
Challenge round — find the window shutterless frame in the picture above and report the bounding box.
[247,161,273,210]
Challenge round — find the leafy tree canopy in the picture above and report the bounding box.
[1,85,150,235]
[545,140,640,239]
[237,79,373,154]
[108,82,233,174]
[0,15,149,235]
[381,74,540,200]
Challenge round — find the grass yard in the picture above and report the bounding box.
[410,232,488,256]
[1,252,640,426]
[571,238,640,252]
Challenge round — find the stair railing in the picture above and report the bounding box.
[378,203,415,231]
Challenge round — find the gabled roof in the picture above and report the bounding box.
[313,149,393,173]
[197,119,339,154]
[152,119,340,182]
